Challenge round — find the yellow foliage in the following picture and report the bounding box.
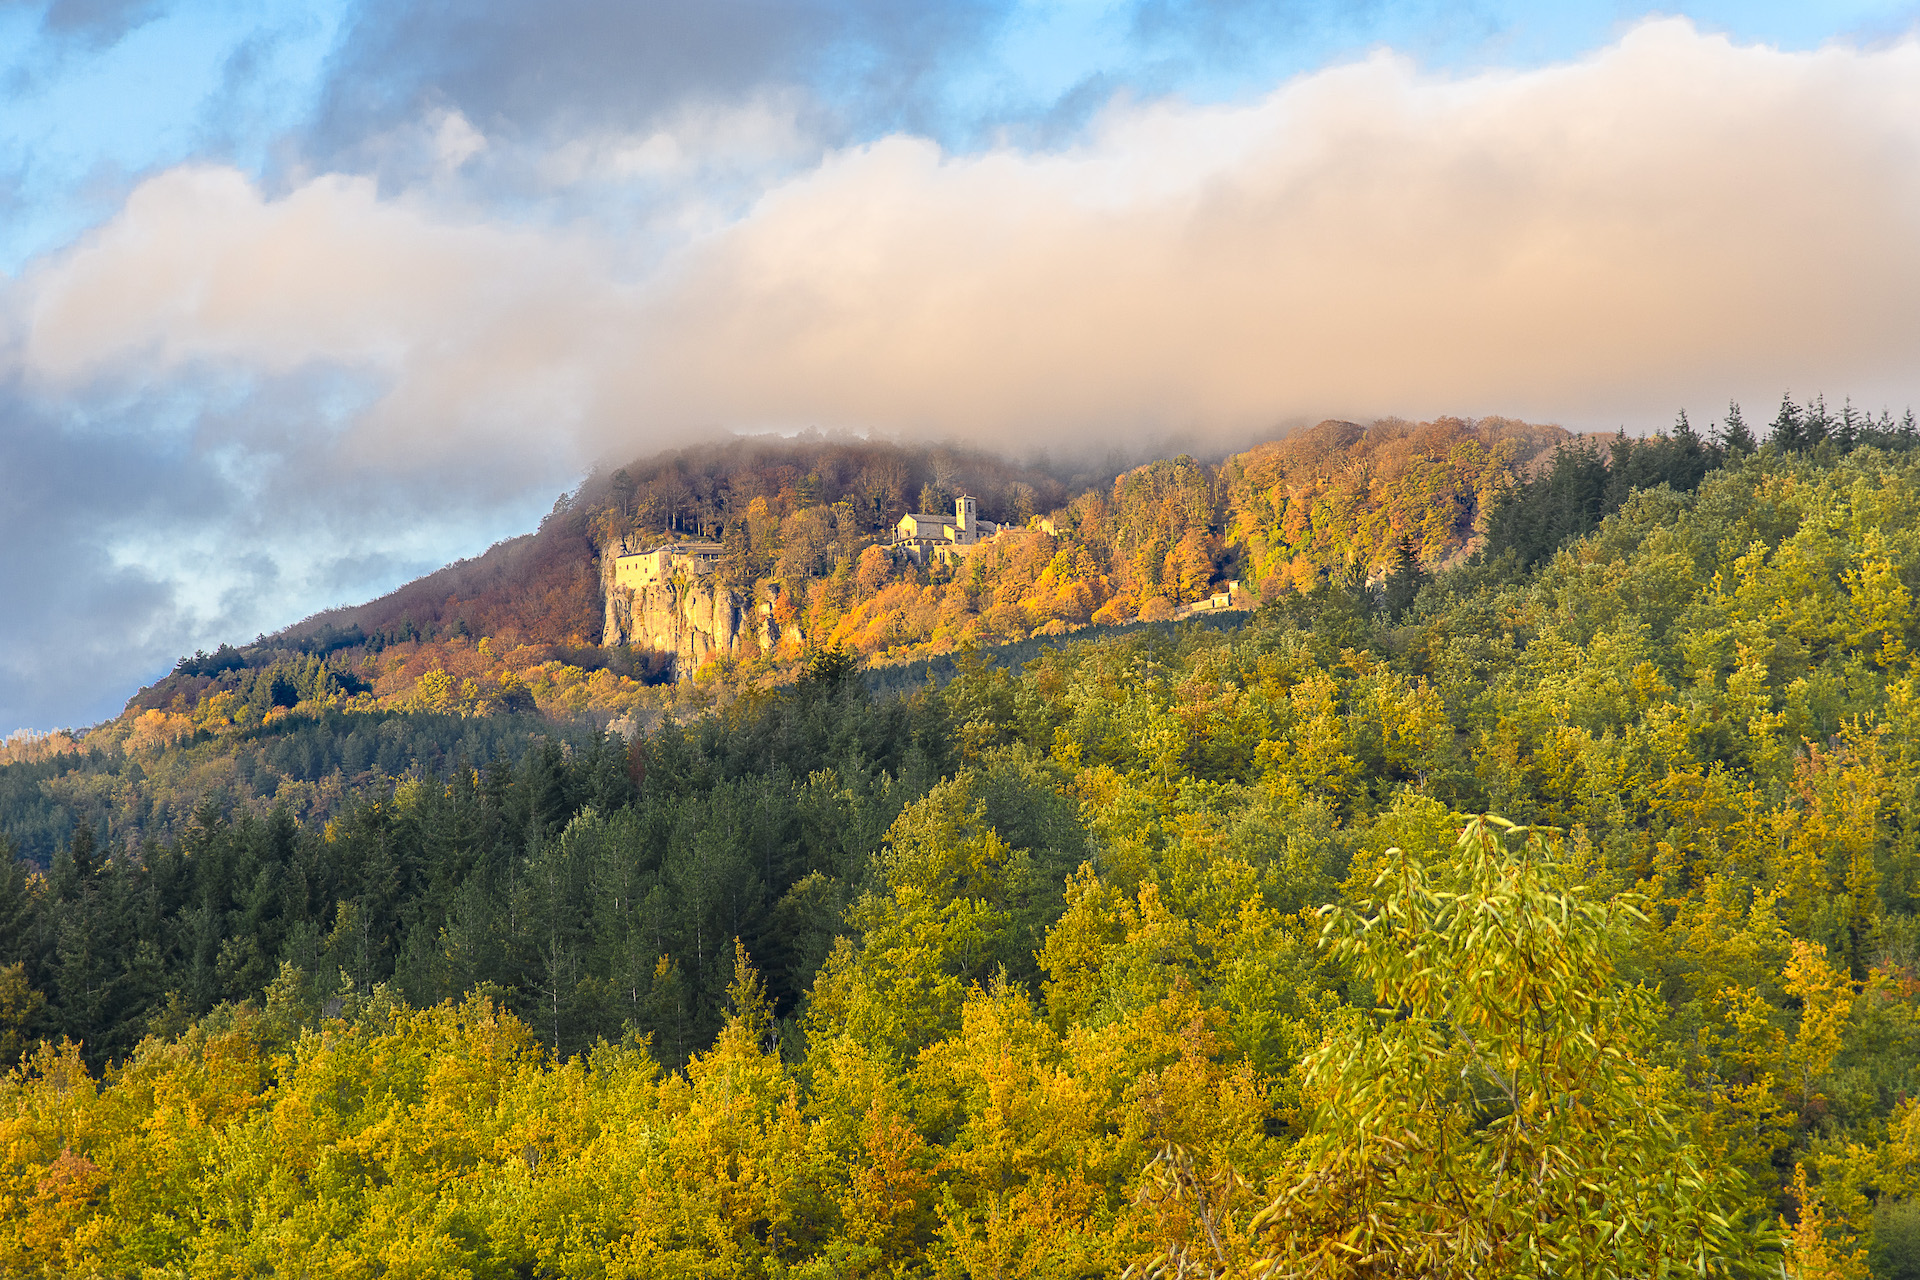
[1784,1162,1868,1280]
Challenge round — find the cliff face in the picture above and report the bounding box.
[601,537,780,676]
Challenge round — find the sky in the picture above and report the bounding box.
[4,0,1920,734]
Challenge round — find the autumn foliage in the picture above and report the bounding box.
[10,414,1920,1273]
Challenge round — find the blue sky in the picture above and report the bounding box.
[4,0,1920,733]
[7,1,1915,271]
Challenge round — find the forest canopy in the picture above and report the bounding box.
[4,409,1920,1275]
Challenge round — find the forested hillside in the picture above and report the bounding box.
[10,417,1573,855]
[277,434,1100,656]
[5,406,1920,1274]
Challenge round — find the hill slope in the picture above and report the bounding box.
[6,410,1770,861]
[8,437,1920,1273]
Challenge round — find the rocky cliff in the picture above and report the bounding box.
[601,537,780,676]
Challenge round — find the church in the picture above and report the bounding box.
[890,494,1002,564]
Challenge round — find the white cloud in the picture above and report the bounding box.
[9,17,1920,727]
[538,91,821,187]
[618,18,1920,442]
[21,164,612,468]
[433,111,489,174]
[24,18,1920,467]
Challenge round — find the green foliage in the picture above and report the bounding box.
[0,679,946,1071]
[1252,816,1769,1277]
[10,434,1920,1273]
[1872,1200,1920,1280]
[0,708,578,864]
[1483,423,1721,571]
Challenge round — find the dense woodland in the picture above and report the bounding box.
[4,398,1920,1274]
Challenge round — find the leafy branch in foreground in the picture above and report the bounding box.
[1235,816,1772,1278]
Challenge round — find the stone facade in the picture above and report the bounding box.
[890,495,1003,565]
[1171,580,1253,620]
[612,542,724,590]
[599,497,1011,676]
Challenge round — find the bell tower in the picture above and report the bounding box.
[956,495,976,543]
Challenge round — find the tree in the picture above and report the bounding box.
[718,519,753,591]
[1772,393,1806,452]
[1805,393,1834,449]
[777,507,833,579]
[1836,399,1861,451]
[855,545,891,595]
[1379,538,1427,622]
[609,468,637,521]
[1719,400,1756,455]
[1246,816,1771,1278]
[918,481,954,518]
[0,963,43,1067]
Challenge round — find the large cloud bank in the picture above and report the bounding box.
[26,20,1920,449]
[6,18,1920,728]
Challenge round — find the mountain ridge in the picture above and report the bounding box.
[6,406,1783,864]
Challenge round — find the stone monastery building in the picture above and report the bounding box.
[610,494,1009,590]
[890,495,1003,564]
[612,541,725,591]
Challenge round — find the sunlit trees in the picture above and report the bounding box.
[14,431,1920,1273]
[1248,816,1768,1278]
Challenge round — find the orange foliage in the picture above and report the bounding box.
[0,731,82,767]
[123,417,1567,725]
[1225,416,1566,592]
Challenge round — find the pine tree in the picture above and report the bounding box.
[1668,408,1714,489]
[1837,397,1860,450]
[1379,538,1427,622]
[1719,400,1757,455]
[0,835,36,968]
[1805,393,1833,449]
[1770,393,1805,452]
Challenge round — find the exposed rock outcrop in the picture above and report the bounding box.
[600,536,782,676]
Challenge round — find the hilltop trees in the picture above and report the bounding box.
[1224,416,1563,595]
[1482,425,1717,571]
[116,402,1916,763]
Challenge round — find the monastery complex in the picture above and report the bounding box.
[611,541,724,591]
[888,495,1007,564]
[611,495,1012,588]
